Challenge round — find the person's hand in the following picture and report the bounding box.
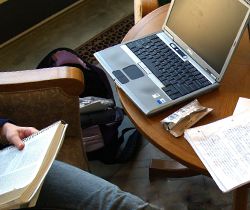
[0,123,38,150]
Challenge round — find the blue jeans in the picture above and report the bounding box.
[31,161,159,210]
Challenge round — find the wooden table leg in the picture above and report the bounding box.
[149,159,199,182]
[232,186,248,210]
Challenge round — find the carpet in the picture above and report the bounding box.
[75,14,134,64]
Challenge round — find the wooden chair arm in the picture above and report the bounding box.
[134,0,159,24]
[0,66,84,96]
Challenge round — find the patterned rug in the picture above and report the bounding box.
[75,14,134,64]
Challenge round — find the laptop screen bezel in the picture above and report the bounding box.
[162,0,250,82]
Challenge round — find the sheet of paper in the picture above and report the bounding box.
[233,97,250,115]
[184,106,250,192]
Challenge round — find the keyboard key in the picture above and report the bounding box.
[174,84,188,96]
[142,60,162,77]
[169,92,183,100]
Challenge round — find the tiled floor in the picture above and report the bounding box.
[1,0,250,209]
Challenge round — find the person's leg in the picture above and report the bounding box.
[32,160,159,210]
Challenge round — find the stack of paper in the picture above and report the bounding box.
[184,97,250,193]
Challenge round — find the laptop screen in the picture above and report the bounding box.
[166,0,249,74]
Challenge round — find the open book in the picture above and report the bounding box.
[184,98,250,193]
[0,121,67,209]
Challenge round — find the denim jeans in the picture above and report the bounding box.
[30,160,160,210]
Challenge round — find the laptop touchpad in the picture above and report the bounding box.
[123,65,144,80]
[113,70,129,84]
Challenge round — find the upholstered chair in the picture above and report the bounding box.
[0,66,89,171]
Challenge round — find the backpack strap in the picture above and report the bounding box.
[116,127,142,163]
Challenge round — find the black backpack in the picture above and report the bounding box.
[37,48,141,164]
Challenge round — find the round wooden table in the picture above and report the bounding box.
[118,4,250,210]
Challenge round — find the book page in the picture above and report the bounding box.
[0,122,59,196]
[184,110,250,192]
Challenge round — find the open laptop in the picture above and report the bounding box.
[94,0,250,115]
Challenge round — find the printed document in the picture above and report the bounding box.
[184,97,250,192]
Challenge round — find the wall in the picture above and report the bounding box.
[0,0,81,45]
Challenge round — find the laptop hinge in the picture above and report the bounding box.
[207,70,218,81]
[203,67,217,82]
[163,29,174,40]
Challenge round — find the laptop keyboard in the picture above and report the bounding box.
[126,35,211,100]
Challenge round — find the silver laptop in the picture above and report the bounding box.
[95,0,250,115]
